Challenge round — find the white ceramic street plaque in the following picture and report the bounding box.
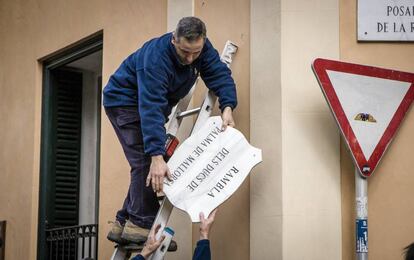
[163,116,262,222]
[358,0,414,41]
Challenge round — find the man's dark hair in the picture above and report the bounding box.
[404,242,414,260]
[174,17,207,42]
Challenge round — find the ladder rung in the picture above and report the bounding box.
[176,107,201,119]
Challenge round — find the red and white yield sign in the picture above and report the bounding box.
[313,58,414,177]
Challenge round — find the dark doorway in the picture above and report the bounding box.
[38,33,103,260]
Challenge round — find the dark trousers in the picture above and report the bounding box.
[105,106,159,229]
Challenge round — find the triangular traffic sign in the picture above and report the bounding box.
[312,58,414,177]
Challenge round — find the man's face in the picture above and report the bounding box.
[172,36,204,65]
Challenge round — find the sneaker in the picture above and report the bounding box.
[121,220,150,243]
[107,220,125,244]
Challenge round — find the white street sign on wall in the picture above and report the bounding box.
[358,0,414,41]
[163,116,262,222]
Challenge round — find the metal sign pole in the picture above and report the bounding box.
[355,167,368,260]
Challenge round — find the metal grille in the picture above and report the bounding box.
[46,224,98,260]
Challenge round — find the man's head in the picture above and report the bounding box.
[172,17,207,65]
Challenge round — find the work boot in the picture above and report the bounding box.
[121,220,150,243]
[107,220,126,244]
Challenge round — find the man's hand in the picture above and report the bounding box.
[146,155,172,192]
[199,209,217,240]
[140,224,165,259]
[221,106,235,131]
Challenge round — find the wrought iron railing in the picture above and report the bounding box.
[46,224,98,260]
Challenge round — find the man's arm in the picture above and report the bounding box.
[193,209,217,260]
[200,39,238,130]
[137,68,172,192]
[199,209,217,240]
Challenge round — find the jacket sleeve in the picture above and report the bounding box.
[200,39,237,111]
[131,254,146,260]
[192,239,211,260]
[137,68,169,156]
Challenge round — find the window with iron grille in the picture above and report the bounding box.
[38,33,102,260]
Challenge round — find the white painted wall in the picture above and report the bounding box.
[250,0,283,259]
[281,0,341,259]
[251,0,341,259]
[168,0,194,32]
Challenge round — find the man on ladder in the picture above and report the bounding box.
[103,16,238,247]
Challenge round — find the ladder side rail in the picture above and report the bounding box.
[110,246,130,260]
